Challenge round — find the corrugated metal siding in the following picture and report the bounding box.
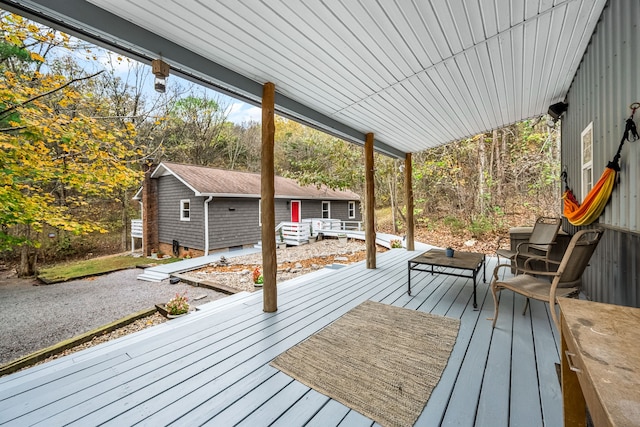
[157,176,204,250]
[569,226,640,308]
[561,0,640,307]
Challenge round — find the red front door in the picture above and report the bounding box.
[291,201,300,222]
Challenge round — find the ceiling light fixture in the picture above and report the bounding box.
[546,102,568,127]
[548,102,568,121]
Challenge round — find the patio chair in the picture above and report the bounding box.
[495,216,562,272]
[490,228,604,330]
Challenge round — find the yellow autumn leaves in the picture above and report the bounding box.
[0,12,142,249]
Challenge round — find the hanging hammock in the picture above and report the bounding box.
[562,103,639,226]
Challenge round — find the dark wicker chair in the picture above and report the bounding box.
[496,216,562,272]
[491,228,604,329]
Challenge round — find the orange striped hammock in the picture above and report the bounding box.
[563,107,639,226]
[562,165,617,226]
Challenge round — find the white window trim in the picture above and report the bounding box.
[258,199,261,226]
[322,201,331,219]
[180,199,191,221]
[348,201,356,219]
[581,122,594,197]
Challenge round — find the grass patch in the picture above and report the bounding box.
[38,255,179,283]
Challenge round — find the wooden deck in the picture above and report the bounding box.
[0,248,562,426]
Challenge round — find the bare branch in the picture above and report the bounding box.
[0,71,104,119]
[0,126,27,133]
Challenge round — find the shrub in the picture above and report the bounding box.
[468,215,493,238]
[443,215,466,236]
[253,267,264,284]
[166,293,189,315]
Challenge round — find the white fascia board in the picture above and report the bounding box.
[151,163,200,196]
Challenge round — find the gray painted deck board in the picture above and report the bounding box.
[475,291,515,427]
[270,390,331,426]
[338,410,376,426]
[235,379,312,426]
[510,293,543,426]
[0,249,562,426]
[440,288,495,426]
[306,399,352,426]
[531,300,563,425]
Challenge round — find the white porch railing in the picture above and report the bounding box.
[276,221,311,246]
[303,218,363,235]
[131,219,143,238]
[131,219,143,253]
[276,219,364,246]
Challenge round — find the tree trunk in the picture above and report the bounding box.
[478,134,486,215]
[18,226,37,277]
[500,130,508,202]
[120,189,129,252]
[389,160,398,233]
[489,129,497,207]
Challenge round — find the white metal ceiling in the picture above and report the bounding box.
[6,0,608,156]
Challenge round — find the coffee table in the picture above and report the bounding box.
[408,249,486,309]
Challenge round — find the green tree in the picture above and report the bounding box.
[276,117,363,191]
[162,93,230,165]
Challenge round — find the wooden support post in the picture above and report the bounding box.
[261,82,277,313]
[405,153,415,251]
[365,133,376,269]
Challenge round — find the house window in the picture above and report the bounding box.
[322,201,330,219]
[180,199,190,221]
[348,201,356,219]
[581,123,593,197]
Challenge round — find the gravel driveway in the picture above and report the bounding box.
[0,268,227,365]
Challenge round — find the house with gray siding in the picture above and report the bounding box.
[136,162,361,257]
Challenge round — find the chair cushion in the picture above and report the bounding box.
[494,274,579,301]
[496,248,516,259]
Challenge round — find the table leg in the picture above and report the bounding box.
[561,319,587,426]
[472,271,478,309]
[482,255,486,283]
[407,262,412,296]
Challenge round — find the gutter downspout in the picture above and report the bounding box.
[138,201,143,254]
[204,196,213,254]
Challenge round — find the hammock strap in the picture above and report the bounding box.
[610,103,640,170]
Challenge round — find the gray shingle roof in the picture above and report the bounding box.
[152,162,360,200]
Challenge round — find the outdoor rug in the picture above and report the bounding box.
[270,300,460,427]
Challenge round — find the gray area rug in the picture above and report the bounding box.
[270,300,460,427]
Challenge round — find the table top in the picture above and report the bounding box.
[409,249,484,270]
[558,297,640,426]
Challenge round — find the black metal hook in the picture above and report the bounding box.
[624,117,639,142]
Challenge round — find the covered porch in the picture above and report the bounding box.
[0,248,562,426]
